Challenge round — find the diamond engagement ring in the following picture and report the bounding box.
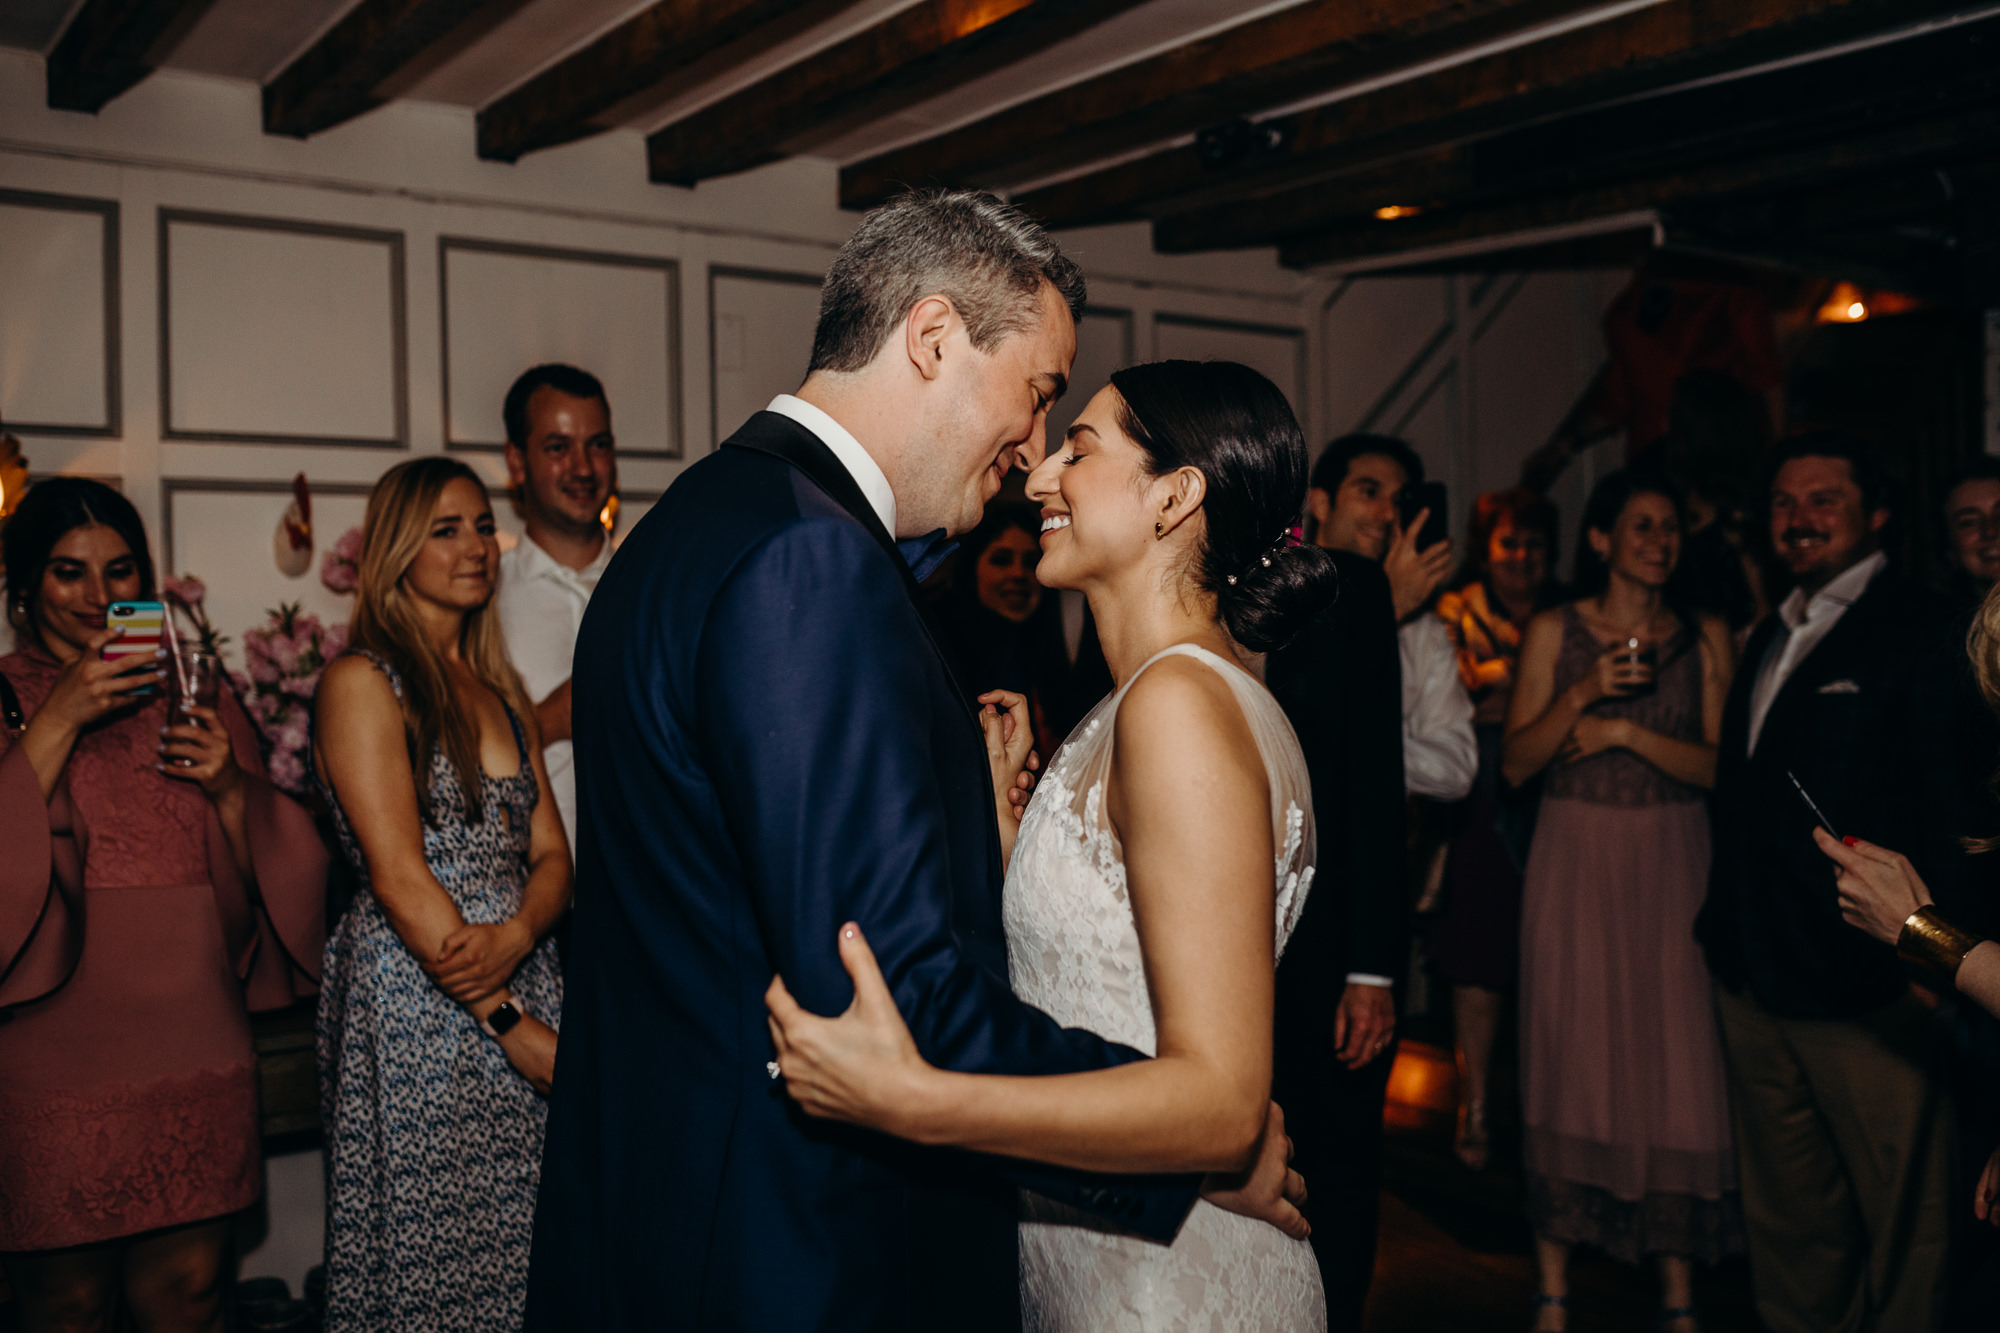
[766,1061,782,1080]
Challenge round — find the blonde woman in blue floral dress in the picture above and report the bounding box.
[312,457,570,1332]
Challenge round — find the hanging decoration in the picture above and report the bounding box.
[274,472,313,577]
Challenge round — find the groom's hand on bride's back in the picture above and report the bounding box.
[1199,1101,1310,1240]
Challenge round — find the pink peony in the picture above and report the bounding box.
[162,574,207,609]
[320,527,362,595]
[266,747,307,796]
[244,643,282,686]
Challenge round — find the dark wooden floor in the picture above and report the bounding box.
[1367,1040,1761,1332]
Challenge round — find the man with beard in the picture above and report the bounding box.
[1697,431,1964,1333]
[495,363,617,855]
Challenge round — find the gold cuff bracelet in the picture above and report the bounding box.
[1897,906,1986,985]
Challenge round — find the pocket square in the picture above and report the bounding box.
[1817,679,1861,694]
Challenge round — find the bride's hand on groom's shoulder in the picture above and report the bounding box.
[766,924,935,1138]
[1200,1101,1311,1241]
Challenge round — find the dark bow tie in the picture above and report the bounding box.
[898,529,957,584]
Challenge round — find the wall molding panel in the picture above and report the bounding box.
[0,187,120,437]
[441,237,682,459]
[707,265,821,448]
[1152,313,1306,414]
[159,209,408,449]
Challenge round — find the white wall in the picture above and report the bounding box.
[0,45,1318,664]
[1310,268,1630,580]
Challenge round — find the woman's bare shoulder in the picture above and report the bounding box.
[316,653,399,719]
[1114,653,1262,781]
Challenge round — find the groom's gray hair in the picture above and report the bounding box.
[808,189,1086,375]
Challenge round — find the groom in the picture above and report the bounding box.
[526,192,1289,1331]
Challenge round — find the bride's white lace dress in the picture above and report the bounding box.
[1004,643,1329,1331]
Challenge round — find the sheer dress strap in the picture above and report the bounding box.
[1046,643,1317,956]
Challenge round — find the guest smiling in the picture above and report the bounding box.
[1,478,324,1333]
[313,457,568,1332]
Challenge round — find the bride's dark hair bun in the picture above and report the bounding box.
[1108,360,1340,654]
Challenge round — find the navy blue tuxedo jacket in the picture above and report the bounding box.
[525,412,1194,1332]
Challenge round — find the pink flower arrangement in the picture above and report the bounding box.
[162,573,228,655]
[230,602,347,797]
[321,526,362,595]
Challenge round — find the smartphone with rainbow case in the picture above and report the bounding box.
[104,599,166,695]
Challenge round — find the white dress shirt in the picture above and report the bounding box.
[766,394,897,536]
[496,533,613,853]
[1746,549,1886,755]
[1400,616,1478,801]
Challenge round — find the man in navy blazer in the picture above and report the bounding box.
[525,193,1296,1331]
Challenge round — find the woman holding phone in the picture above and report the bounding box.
[0,478,325,1333]
[1501,469,1739,1332]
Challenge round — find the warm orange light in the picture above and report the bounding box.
[599,494,620,533]
[1374,204,1421,221]
[1816,281,1871,323]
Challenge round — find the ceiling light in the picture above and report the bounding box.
[1374,204,1421,221]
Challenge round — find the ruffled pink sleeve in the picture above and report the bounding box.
[0,737,82,1010]
[206,691,328,1011]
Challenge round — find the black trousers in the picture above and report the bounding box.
[1277,1034,1397,1332]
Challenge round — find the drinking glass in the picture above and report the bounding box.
[1615,636,1657,697]
[173,648,223,727]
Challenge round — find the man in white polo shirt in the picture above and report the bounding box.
[495,363,617,856]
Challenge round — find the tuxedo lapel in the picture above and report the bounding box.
[725,413,983,728]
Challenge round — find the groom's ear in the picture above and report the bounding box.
[1156,467,1207,539]
[905,296,955,382]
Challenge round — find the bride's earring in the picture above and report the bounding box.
[1155,521,1164,539]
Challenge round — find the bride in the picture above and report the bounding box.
[767,359,1339,1330]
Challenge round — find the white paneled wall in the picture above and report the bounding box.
[0,190,117,435]
[162,212,406,446]
[709,266,822,447]
[1311,269,1629,579]
[442,239,679,456]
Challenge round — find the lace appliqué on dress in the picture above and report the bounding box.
[1004,643,1328,1331]
[0,1063,259,1250]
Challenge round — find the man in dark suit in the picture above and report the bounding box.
[526,191,1296,1332]
[1265,436,1419,1329]
[1697,431,1965,1333]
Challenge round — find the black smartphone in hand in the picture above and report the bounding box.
[1401,480,1449,551]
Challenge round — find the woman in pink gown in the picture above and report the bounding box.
[1501,470,1740,1333]
[0,479,325,1332]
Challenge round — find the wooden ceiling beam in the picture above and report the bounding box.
[476,0,819,164]
[645,0,1148,187]
[1272,106,2000,269]
[1014,0,1976,231]
[264,0,512,139]
[44,0,212,112]
[1152,14,2000,253]
[838,0,1608,210]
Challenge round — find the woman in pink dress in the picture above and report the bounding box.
[0,478,325,1332]
[1501,470,1740,1333]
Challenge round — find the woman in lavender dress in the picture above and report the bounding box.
[1502,470,1741,1333]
